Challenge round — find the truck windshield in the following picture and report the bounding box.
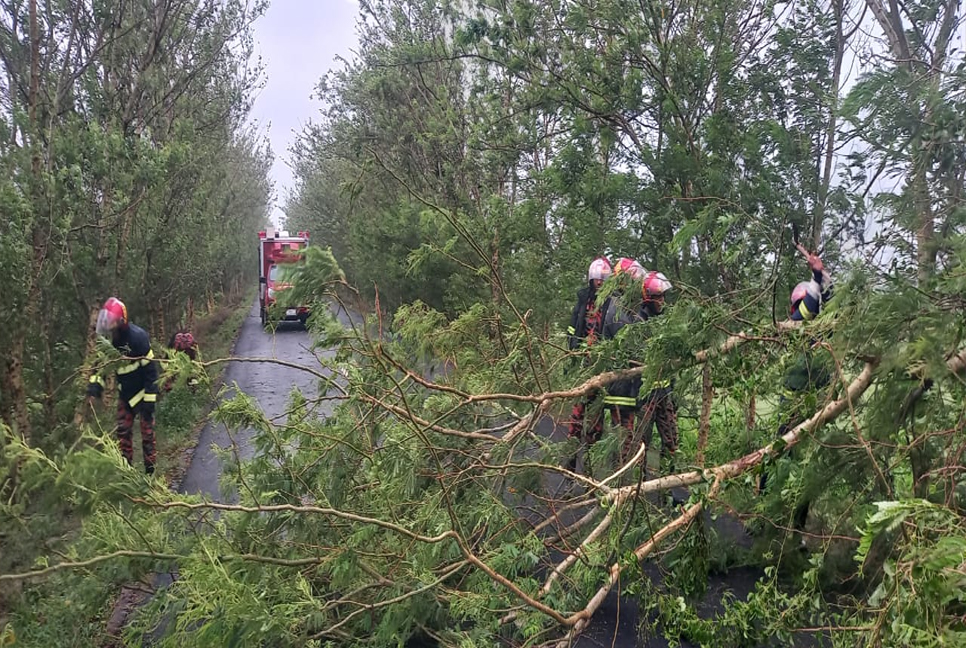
[269,265,280,281]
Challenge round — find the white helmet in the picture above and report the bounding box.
[614,257,647,280]
[643,271,672,297]
[588,257,613,281]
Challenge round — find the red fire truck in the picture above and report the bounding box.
[258,230,310,327]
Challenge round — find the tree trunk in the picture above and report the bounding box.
[813,0,846,250]
[697,363,712,466]
[2,337,30,444]
[113,212,130,294]
[746,391,756,431]
[71,306,100,429]
[912,153,936,283]
[10,0,44,445]
[42,297,56,437]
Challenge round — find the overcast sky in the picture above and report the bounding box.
[250,1,360,229]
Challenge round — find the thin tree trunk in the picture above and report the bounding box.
[10,0,44,445]
[746,391,756,431]
[813,0,846,250]
[3,338,29,443]
[42,295,56,436]
[697,363,712,465]
[72,306,100,429]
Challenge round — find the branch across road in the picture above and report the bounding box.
[16,294,962,646]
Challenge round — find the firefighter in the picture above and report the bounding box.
[168,331,198,361]
[565,256,613,461]
[598,259,649,442]
[164,330,200,393]
[87,297,159,475]
[759,248,833,544]
[632,270,679,476]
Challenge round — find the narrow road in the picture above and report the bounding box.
[177,299,346,499]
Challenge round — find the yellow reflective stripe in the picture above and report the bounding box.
[117,350,154,374]
[567,326,576,334]
[116,360,142,375]
[603,396,637,406]
[127,390,145,407]
[798,300,815,321]
[651,378,671,389]
[89,375,105,386]
[143,393,157,403]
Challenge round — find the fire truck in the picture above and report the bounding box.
[258,230,310,327]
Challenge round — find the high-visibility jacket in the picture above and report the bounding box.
[87,323,159,409]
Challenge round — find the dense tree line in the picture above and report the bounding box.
[276,0,964,644]
[0,0,272,450]
[2,0,965,646]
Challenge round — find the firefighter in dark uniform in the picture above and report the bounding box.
[632,270,678,475]
[760,249,833,543]
[87,297,159,474]
[566,257,614,442]
[598,258,649,437]
[164,330,201,393]
[564,256,613,472]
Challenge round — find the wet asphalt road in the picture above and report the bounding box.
[177,300,349,500]
[167,298,780,648]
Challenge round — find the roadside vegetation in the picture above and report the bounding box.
[3,0,966,646]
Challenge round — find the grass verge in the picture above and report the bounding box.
[154,289,254,487]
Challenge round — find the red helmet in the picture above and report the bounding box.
[587,256,613,281]
[643,271,672,297]
[96,297,128,337]
[614,257,646,280]
[173,332,195,352]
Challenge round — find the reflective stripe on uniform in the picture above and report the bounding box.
[798,300,816,321]
[603,396,637,407]
[143,393,157,403]
[127,390,145,407]
[567,326,576,335]
[651,378,672,389]
[89,374,105,386]
[116,349,155,375]
[117,360,141,375]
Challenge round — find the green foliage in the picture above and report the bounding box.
[4,0,966,646]
[855,500,966,647]
[0,0,272,451]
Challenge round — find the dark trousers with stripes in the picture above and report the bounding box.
[117,399,157,474]
[636,388,678,468]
